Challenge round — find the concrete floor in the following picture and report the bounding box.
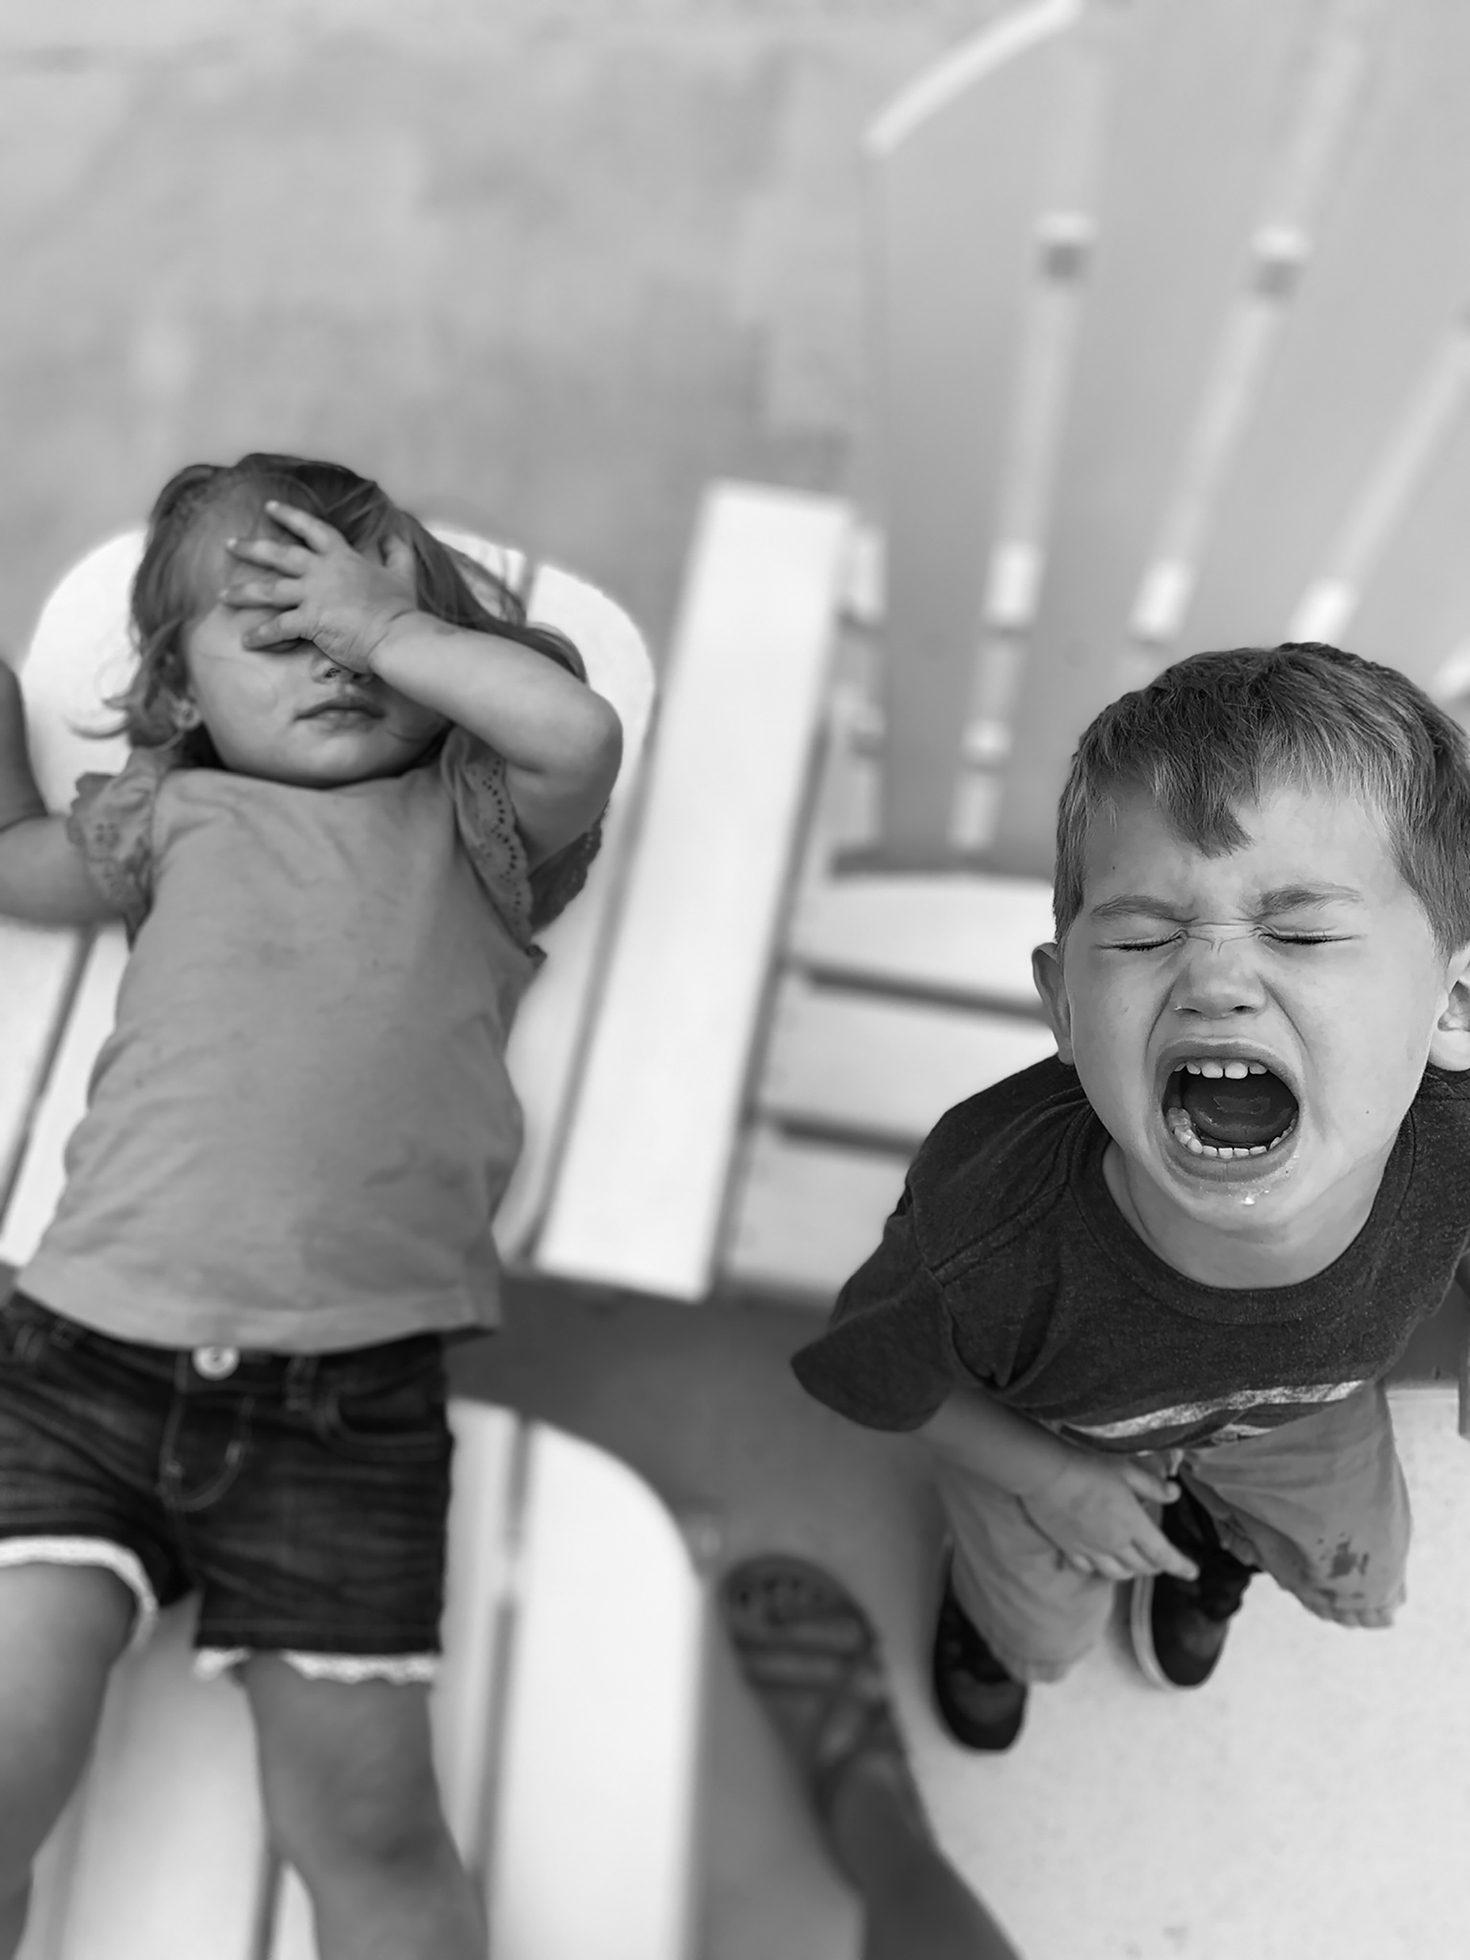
[0,0,1006,666]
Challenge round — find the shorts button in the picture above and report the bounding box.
[192,1345,240,1380]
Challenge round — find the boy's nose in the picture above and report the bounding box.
[1170,934,1267,1018]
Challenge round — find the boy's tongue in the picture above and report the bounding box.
[1179,1070,1296,1147]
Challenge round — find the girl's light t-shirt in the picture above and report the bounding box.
[18,731,546,1353]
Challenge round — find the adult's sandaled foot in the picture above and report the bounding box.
[720,1554,929,1845]
[931,1566,1026,1752]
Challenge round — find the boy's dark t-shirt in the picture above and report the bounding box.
[791,1057,1470,1453]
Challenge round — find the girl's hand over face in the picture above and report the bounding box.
[221,502,419,674]
[1018,1453,1200,1584]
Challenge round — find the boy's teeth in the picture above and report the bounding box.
[1165,1105,1284,1159]
[1179,1058,1268,1077]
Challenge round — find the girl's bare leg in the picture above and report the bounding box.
[244,1657,484,1960]
[0,1563,135,1960]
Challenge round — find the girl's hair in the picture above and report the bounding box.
[114,452,583,763]
[1053,641,1470,957]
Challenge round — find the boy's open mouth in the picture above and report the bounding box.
[1161,1059,1299,1161]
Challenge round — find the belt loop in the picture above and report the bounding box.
[285,1352,317,1415]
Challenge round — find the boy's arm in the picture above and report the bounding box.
[915,1384,1199,1582]
[0,661,121,927]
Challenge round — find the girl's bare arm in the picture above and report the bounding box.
[224,506,623,866]
[0,662,118,926]
[368,612,621,865]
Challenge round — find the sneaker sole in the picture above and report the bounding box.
[1127,1575,1180,1692]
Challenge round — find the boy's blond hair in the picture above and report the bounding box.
[1053,642,1470,956]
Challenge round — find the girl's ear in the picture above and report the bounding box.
[167,691,203,734]
[1032,941,1076,1064]
[1430,950,1470,1071]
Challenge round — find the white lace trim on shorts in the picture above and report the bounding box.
[0,1536,158,1654]
[193,1648,440,1685]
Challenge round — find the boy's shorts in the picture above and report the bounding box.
[932,1381,1409,1682]
[0,1289,452,1683]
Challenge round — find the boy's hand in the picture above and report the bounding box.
[1019,1455,1200,1583]
[220,501,418,674]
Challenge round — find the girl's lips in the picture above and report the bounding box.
[300,700,383,721]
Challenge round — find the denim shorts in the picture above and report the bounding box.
[0,1290,452,1672]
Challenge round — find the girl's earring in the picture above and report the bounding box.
[169,695,204,733]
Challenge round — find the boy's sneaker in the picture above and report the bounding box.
[931,1563,1027,1751]
[1130,1483,1256,1690]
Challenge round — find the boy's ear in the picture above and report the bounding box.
[1430,947,1470,1071]
[1031,942,1075,1064]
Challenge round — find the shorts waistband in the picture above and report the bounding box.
[3,1291,441,1393]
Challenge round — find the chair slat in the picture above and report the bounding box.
[1350,414,1470,695]
[432,1403,526,1863]
[1118,0,1379,675]
[0,928,127,1271]
[726,1127,908,1300]
[497,563,657,1262]
[0,922,83,1218]
[535,482,850,1301]
[761,978,1055,1152]
[789,872,1053,1012]
[868,0,1079,863]
[482,1427,706,1960]
[990,0,1336,873]
[1179,5,1470,671]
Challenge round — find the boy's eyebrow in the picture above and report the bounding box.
[1088,882,1363,923]
[1254,882,1363,913]
[1088,895,1190,922]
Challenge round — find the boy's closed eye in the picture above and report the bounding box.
[1103,927,1350,951]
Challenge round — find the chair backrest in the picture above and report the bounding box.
[0,525,655,1273]
[868,0,1470,877]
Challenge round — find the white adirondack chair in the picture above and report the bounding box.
[1,531,709,1960]
[530,0,1470,1414]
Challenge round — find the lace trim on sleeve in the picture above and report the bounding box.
[443,728,607,941]
[441,728,536,951]
[64,746,169,939]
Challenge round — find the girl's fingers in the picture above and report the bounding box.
[225,537,309,573]
[263,501,343,549]
[220,577,300,610]
[241,612,309,649]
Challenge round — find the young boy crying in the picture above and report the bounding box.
[792,642,1470,1750]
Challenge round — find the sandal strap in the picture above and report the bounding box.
[722,1556,928,1833]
